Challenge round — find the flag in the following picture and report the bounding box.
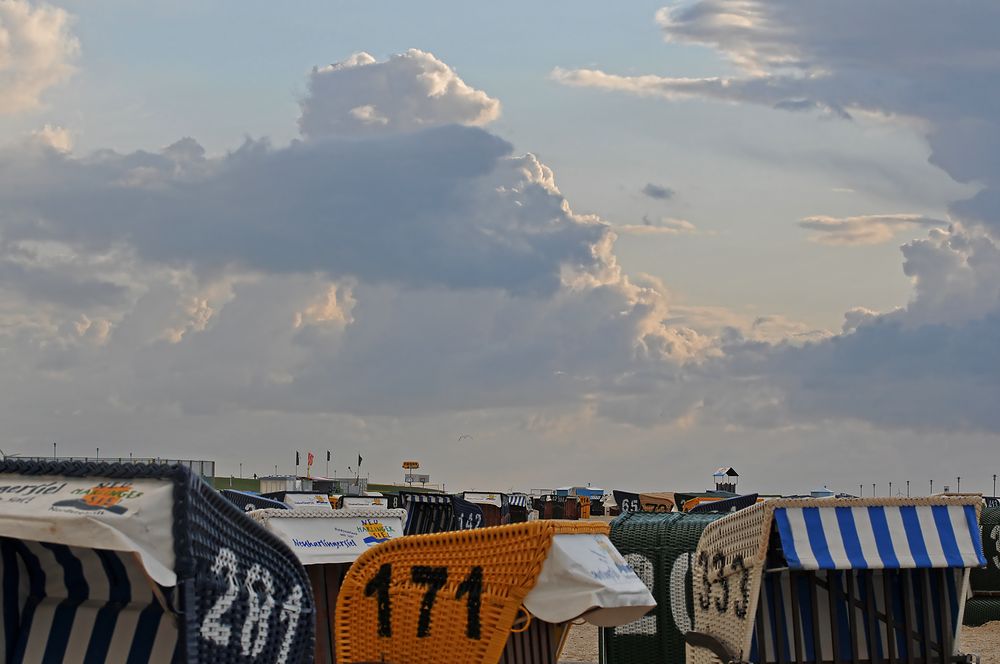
[327,450,331,462]
[358,454,363,468]
[295,451,300,466]
[308,452,314,467]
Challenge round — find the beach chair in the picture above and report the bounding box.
[219,488,290,512]
[563,496,581,520]
[451,495,486,530]
[600,511,729,664]
[400,492,454,536]
[688,494,760,515]
[964,505,1000,627]
[334,520,656,664]
[507,494,531,524]
[248,507,407,664]
[684,497,986,664]
[612,490,676,515]
[463,492,506,527]
[0,459,314,664]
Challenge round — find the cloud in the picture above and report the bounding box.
[617,216,697,236]
[0,0,79,114]
[4,31,1000,494]
[0,127,616,296]
[552,2,1000,434]
[31,124,72,152]
[0,48,718,425]
[798,213,948,246]
[641,182,673,200]
[299,49,500,140]
[559,1,1000,227]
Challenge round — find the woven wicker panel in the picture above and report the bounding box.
[334,520,607,664]
[687,496,985,664]
[970,506,1000,594]
[686,504,768,664]
[963,596,1000,627]
[600,511,725,664]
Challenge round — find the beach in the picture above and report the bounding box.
[559,621,1000,664]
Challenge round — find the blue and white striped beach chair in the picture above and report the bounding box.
[685,497,986,664]
[0,460,314,664]
[400,491,455,536]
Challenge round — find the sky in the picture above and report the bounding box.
[0,0,998,496]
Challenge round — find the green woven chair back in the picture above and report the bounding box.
[966,505,1000,626]
[600,511,723,664]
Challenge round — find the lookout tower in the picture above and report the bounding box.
[713,466,739,493]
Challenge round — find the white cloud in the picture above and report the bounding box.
[798,213,948,246]
[0,49,716,424]
[616,216,697,236]
[31,124,72,152]
[0,0,79,114]
[553,1,1000,435]
[4,33,1000,490]
[299,49,500,140]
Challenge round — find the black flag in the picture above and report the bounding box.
[358,454,363,468]
[327,450,331,462]
[295,451,300,466]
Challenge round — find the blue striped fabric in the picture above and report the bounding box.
[401,494,453,535]
[508,495,530,509]
[752,568,965,663]
[0,537,179,664]
[773,504,986,570]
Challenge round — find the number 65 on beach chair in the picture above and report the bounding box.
[0,460,315,664]
[334,520,657,664]
[685,496,987,664]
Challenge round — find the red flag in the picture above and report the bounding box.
[307,452,314,467]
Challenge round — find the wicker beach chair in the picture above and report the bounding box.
[334,520,656,664]
[220,488,291,512]
[600,511,729,664]
[248,507,407,664]
[400,492,454,536]
[507,495,531,524]
[463,492,506,527]
[684,497,987,664]
[0,459,314,664]
[451,495,486,530]
[964,505,1000,627]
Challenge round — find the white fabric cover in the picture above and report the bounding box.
[249,507,406,565]
[0,474,176,585]
[523,533,656,626]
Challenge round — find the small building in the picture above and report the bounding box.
[713,467,739,493]
[259,475,312,494]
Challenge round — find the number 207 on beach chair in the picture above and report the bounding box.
[0,460,315,664]
[685,497,987,664]
[334,520,657,664]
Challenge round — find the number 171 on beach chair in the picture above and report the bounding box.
[334,520,657,664]
[685,497,987,664]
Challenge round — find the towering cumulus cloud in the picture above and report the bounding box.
[299,49,501,139]
[0,49,707,425]
[0,0,78,114]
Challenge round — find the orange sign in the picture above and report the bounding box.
[401,461,420,470]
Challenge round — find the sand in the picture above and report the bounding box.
[558,621,1000,663]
